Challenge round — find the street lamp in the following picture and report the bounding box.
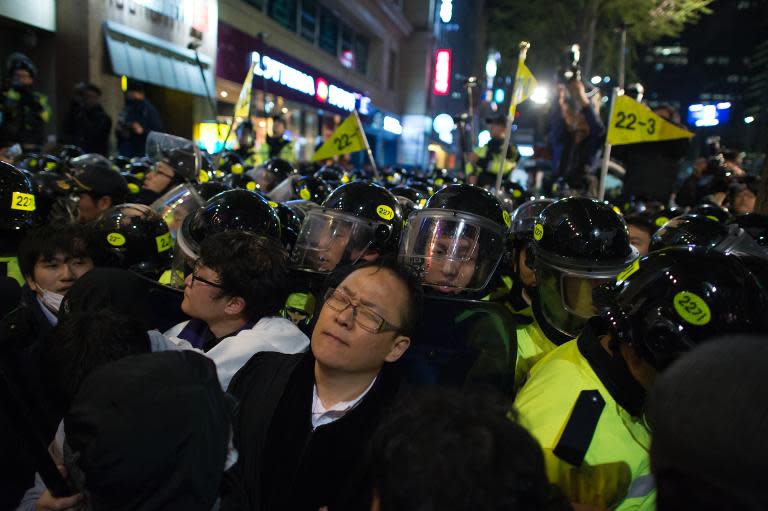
[530,86,549,105]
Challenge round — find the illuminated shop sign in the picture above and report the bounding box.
[433,49,452,95]
[251,51,370,114]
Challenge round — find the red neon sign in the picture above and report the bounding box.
[433,49,452,95]
[316,77,329,103]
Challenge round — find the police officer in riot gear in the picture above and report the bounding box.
[291,181,402,275]
[89,203,174,280]
[137,131,201,205]
[0,162,37,314]
[506,198,554,315]
[513,197,638,389]
[249,158,296,194]
[515,248,768,510]
[650,214,767,258]
[398,184,519,391]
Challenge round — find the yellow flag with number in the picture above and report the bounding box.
[607,95,694,146]
[312,111,369,161]
[511,61,538,110]
[234,61,256,118]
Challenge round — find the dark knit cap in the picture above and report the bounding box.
[647,336,768,506]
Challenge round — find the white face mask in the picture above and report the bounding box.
[41,289,65,312]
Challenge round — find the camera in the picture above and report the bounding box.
[558,44,581,84]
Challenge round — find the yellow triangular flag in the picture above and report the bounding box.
[312,111,369,161]
[233,61,256,118]
[510,61,538,110]
[607,95,694,146]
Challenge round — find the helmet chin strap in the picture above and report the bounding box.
[350,240,375,265]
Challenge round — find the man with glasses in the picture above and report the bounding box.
[162,231,308,390]
[220,258,423,511]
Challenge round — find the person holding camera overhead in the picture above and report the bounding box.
[548,45,605,195]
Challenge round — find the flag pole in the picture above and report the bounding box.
[354,111,379,179]
[597,86,619,201]
[495,41,530,193]
[216,60,256,170]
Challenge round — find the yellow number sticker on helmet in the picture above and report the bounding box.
[268,201,278,208]
[533,223,544,241]
[127,183,140,194]
[706,215,719,222]
[299,188,311,201]
[341,175,350,184]
[434,178,444,186]
[11,192,35,211]
[512,189,522,198]
[418,198,427,208]
[503,210,511,228]
[655,216,669,227]
[376,205,395,221]
[673,291,711,326]
[616,258,640,283]
[155,232,172,253]
[199,170,210,183]
[107,233,126,247]
[246,181,257,191]
[231,163,244,175]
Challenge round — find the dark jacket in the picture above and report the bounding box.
[221,351,403,511]
[61,102,112,155]
[549,104,605,187]
[0,286,58,510]
[116,99,163,158]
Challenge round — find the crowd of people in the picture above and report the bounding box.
[1,51,768,511]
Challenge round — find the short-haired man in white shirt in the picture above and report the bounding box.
[220,258,423,511]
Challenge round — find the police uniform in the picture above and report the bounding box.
[255,135,295,165]
[465,141,518,187]
[0,87,51,148]
[514,324,655,510]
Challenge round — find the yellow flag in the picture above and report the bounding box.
[312,111,369,161]
[233,61,256,118]
[607,95,694,146]
[510,61,538,110]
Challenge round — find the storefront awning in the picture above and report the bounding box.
[103,21,214,98]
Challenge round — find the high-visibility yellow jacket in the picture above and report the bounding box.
[514,318,557,390]
[513,330,655,511]
[465,144,518,176]
[0,256,24,286]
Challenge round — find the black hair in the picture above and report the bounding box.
[324,256,424,337]
[199,230,290,321]
[125,79,145,93]
[624,214,655,236]
[17,223,93,278]
[41,311,151,413]
[366,389,570,511]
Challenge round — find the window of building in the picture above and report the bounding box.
[319,7,339,55]
[387,49,397,90]
[268,0,298,31]
[300,0,318,43]
[355,36,369,75]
